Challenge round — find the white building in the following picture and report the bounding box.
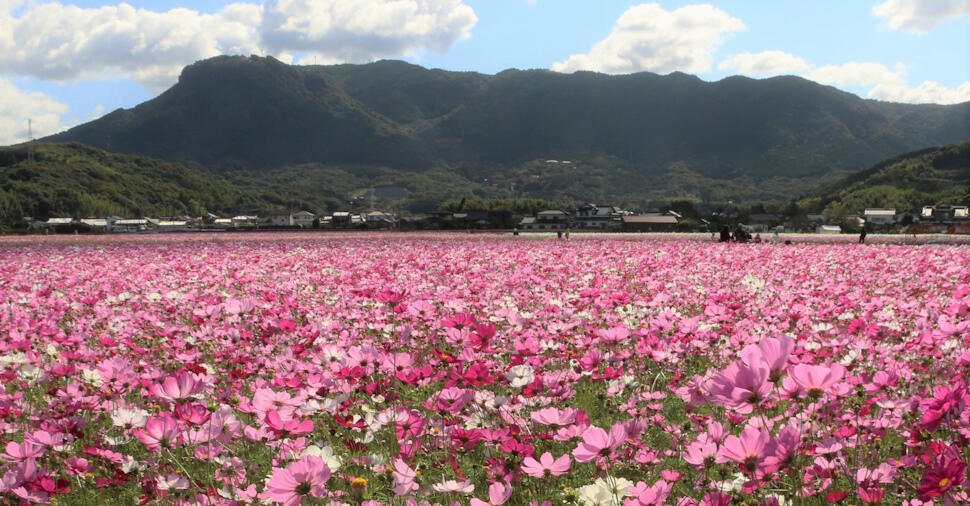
[291,211,316,228]
[232,216,259,228]
[863,208,896,225]
[817,225,841,234]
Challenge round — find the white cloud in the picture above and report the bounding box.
[259,0,476,62]
[552,3,745,75]
[807,61,970,104]
[873,0,970,32]
[0,79,69,145]
[717,50,810,77]
[806,62,908,88]
[0,0,477,91]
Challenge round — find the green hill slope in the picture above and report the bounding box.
[800,142,970,216]
[0,143,263,221]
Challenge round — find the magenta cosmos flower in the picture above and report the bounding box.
[918,449,967,500]
[522,452,571,477]
[260,455,331,506]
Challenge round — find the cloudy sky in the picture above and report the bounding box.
[1,0,968,145]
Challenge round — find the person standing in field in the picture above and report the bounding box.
[859,227,867,244]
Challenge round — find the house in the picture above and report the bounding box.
[232,216,259,228]
[574,204,622,230]
[112,219,149,232]
[80,218,108,231]
[518,217,537,230]
[331,212,351,227]
[817,225,841,234]
[922,205,970,223]
[268,215,293,227]
[366,211,396,228]
[212,218,233,229]
[46,218,74,227]
[156,220,190,232]
[532,210,570,231]
[621,214,678,232]
[864,208,897,225]
[291,211,315,228]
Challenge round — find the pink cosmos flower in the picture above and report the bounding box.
[521,452,571,477]
[624,480,672,506]
[134,413,182,452]
[259,455,331,506]
[392,459,419,496]
[470,482,513,506]
[788,363,846,396]
[572,423,627,462]
[708,359,772,413]
[741,335,793,380]
[762,426,801,473]
[530,407,578,426]
[3,441,44,462]
[151,371,203,403]
[684,439,717,467]
[265,410,314,437]
[715,426,770,474]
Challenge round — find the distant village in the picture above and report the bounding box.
[21,203,970,235]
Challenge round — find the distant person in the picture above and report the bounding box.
[513,227,519,236]
[859,228,867,244]
[565,228,570,240]
[557,230,563,239]
[734,225,748,243]
[771,230,781,244]
[753,233,762,243]
[720,225,731,242]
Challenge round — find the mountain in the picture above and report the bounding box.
[0,143,263,222]
[44,55,970,207]
[800,142,970,217]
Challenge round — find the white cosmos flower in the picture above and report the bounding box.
[578,477,632,506]
[302,443,342,471]
[111,407,149,429]
[432,479,474,493]
[506,364,535,388]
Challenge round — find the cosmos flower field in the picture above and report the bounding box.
[0,233,968,506]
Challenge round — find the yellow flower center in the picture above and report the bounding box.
[939,477,949,488]
[351,477,368,490]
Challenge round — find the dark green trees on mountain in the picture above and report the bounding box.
[49,55,969,182]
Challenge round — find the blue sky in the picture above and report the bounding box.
[1,0,968,144]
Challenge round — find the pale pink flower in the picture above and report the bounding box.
[134,413,182,452]
[470,482,513,506]
[521,452,571,477]
[392,459,419,496]
[530,407,578,426]
[432,479,474,493]
[572,423,627,462]
[259,455,331,506]
[151,371,203,402]
[708,360,772,413]
[715,426,770,474]
[789,363,846,395]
